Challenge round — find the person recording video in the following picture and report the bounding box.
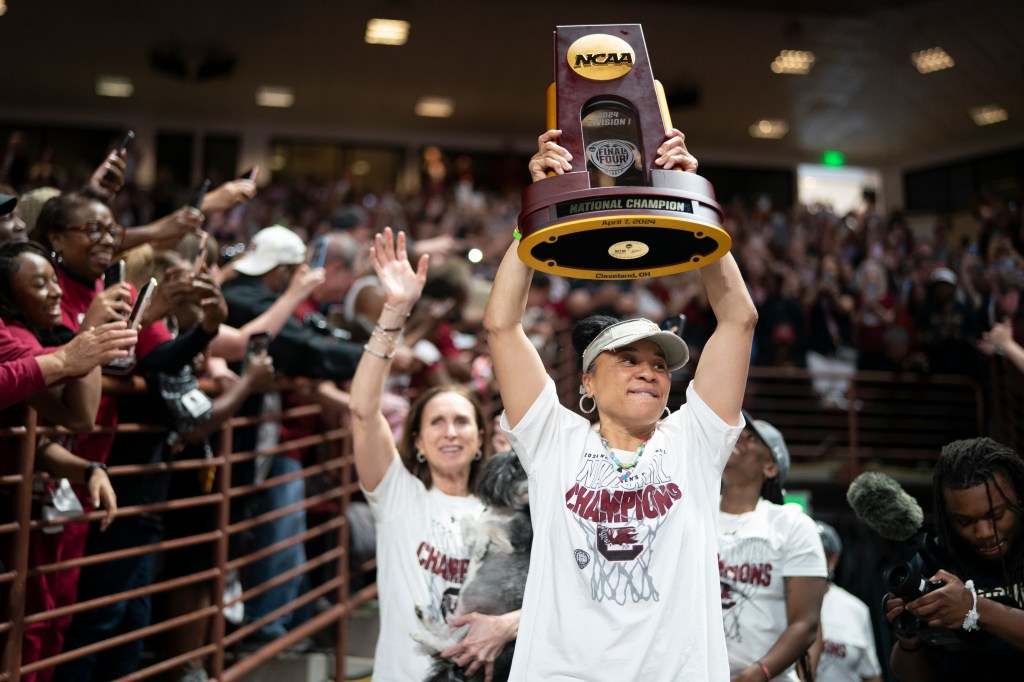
[884,437,1024,680]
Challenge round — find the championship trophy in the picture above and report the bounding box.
[517,24,731,279]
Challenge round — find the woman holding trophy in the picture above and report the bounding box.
[483,128,758,681]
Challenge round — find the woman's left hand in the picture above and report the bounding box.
[655,128,699,172]
[441,611,518,682]
[87,467,118,532]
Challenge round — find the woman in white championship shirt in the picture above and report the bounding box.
[350,228,519,681]
[484,129,757,682]
[718,413,828,681]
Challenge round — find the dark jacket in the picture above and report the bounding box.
[222,274,361,380]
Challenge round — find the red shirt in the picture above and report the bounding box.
[293,296,318,321]
[56,266,173,464]
[0,320,47,409]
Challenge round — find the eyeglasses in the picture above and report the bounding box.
[65,221,122,243]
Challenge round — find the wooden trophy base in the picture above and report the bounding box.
[517,168,730,279]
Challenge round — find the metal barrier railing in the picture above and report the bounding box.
[0,378,373,682]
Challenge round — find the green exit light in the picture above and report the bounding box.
[822,150,845,167]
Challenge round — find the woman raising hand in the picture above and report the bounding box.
[350,228,518,681]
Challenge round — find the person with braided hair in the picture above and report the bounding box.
[885,437,1024,680]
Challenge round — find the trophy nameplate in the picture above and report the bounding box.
[517,24,730,279]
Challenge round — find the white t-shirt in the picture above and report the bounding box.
[502,378,741,682]
[817,584,882,682]
[363,454,485,681]
[718,499,828,681]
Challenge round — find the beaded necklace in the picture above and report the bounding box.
[598,432,653,483]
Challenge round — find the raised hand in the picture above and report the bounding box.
[285,263,326,300]
[57,321,138,374]
[150,206,205,249]
[369,227,429,314]
[528,130,573,182]
[241,352,275,393]
[80,284,133,329]
[87,150,127,199]
[655,128,698,172]
[192,272,229,332]
[202,179,257,213]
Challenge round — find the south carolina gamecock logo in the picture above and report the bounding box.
[596,523,644,561]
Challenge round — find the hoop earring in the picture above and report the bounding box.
[579,394,596,414]
[474,450,482,461]
[416,451,426,463]
[662,406,671,419]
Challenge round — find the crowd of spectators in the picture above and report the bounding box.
[0,129,1021,680]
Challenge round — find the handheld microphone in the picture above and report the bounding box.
[846,471,924,542]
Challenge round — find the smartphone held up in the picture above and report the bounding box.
[101,130,134,183]
[240,331,271,373]
[103,277,158,375]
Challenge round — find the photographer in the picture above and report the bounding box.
[885,437,1024,680]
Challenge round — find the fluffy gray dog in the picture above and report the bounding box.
[413,450,531,682]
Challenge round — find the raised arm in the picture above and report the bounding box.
[118,206,205,252]
[484,242,548,428]
[350,228,428,491]
[484,131,573,428]
[693,252,757,424]
[208,265,325,362]
[983,319,1024,375]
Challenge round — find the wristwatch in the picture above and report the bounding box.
[84,461,108,485]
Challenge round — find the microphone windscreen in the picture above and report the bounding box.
[846,472,924,542]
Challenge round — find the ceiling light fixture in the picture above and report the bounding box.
[365,19,410,45]
[911,47,955,74]
[970,104,1008,126]
[95,75,134,98]
[749,119,789,139]
[415,97,455,118]
[771,50,815,75]
[256,86,294,108]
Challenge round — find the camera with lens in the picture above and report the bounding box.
[884,560,970,650]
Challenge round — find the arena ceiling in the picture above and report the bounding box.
[1,0,1022,170]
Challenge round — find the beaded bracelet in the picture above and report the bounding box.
[756,661,771,680]
[382,303,410,317]
[962,579,980,632]
[363,344,395,360]
[370,328,400,346]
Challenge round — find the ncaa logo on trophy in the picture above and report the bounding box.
[517,25,731,279]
